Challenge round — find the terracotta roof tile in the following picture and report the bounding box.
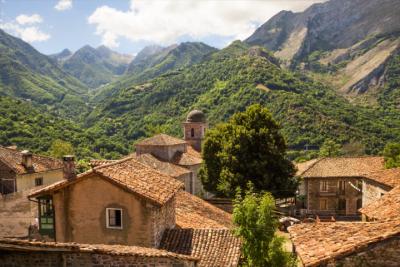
[160,228,241,267]
[295,159,320,176]
[0,146,62,174]
[136,134,187,146]
[89,159,117,168]
[172,150,202,166]
[30,157,184,206]
[359,185,400,220]
[134,154,192,178]
[176,191,233,229]
[0,238,198,261]
[288,220,400,267]
[363,168,400,188]
[301,157,384,178]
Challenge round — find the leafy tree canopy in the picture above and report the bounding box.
[319,139,342,157]
[383,142,400,168]
[233,184,296,267]
[49,139,74,159]
[200,104,298,198]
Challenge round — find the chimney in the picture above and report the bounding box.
[21,150,33,169]
[63,155,76,180]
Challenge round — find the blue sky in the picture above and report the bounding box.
[0,0,324,55]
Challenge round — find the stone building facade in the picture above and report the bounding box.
[0,146,63,194]
[305,177,362,215]
[296,157,395,216]
[29,157,183,248]
[182,110,208,152]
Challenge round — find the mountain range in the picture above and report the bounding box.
[0,0,399,161]
[246,0,400,104]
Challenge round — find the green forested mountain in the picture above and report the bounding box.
[245,0,400,102]
[0,29,88,117]
[60,45,133,89]
[93,42,217,102]
[85,41,400,159]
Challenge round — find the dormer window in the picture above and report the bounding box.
[106,208,123,229]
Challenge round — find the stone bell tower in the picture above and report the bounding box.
[183,110,208,152]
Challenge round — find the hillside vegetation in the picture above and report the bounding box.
[86,41,400,159]
[0,29,88,118]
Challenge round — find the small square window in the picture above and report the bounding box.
[106,208,123,229]
[35,177,43,186]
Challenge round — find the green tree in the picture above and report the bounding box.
[233,185,296,267]
[49,139,74,159]
[200,104,297,198]
[383,143,400,168]
[319,139,341,157]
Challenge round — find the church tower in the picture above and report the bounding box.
[183,110,208,152]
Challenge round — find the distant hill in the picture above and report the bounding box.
[245,0,400,101]
[86,41,400,159]
[60,45,133,89]
[0,29,88,117]
[93,42,217,102]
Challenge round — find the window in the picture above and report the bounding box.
[338,199,346,210]
[106,208,123,229]
[38,197,55,238]
[320,181,328,192]
[35,177,43,186]
[191,128,195,137]
[320,199,328,210]
[338,180,346,194]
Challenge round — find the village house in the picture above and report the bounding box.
[27,155,241,267]
[0,146,64,194]
[295,157,400,216]
[289,165,400,266]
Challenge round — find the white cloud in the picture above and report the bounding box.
[16,14,43,25]
[88,0,324,48]
[55,0,72,11]
[0,14,50,42]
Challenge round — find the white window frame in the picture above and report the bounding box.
[106,208,123,229]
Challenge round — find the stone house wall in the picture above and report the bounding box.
[52,174,174,247]
[16,169,63,193]
[152,197,176,248]
[327,236,400,267]
[176,172,193,194]
[185,164,203,197]
[0,251,196,267]
[361,179,391,209]
[306,177,362,215]
[136,144,187,162]
[0,189,38,238]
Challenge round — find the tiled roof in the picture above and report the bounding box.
[301,157,384,178]
[295,159,320,176]
[359,186,400,220]
[0,238,198,262]
[288,220,400,267]
[136,134,187,146]
[172,147,202,166]
[363,167,400,188]
[175,191,233,229]
[160,228,241,267]
[0,146,62,174]
[90,159,117,168]
[135,154,191,178]
[30,157,184,206]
